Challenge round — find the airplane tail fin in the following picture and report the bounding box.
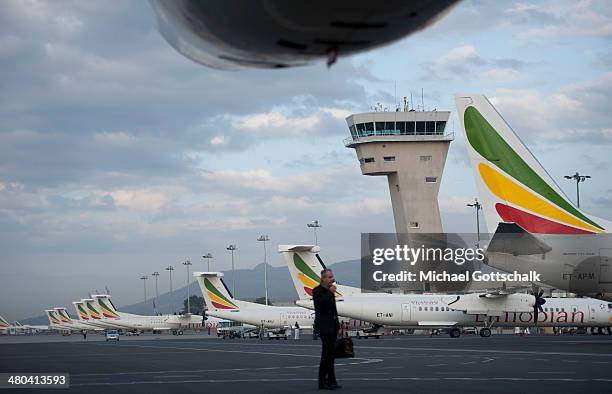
[45,310,62,327]
[73,301,90,321]
[92,295,120,319]
[54,307,73,324]
[81,299,102,320]
[455,94,607,235]
[278,245,361,300]
[0,315,9,328]
[194,272,241,311]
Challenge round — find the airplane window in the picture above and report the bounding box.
[435,307,439,311]
[555,308,559,312]
[418,307,422,311]
[608,304,612,309]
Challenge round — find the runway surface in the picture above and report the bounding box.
[1,334,611,393]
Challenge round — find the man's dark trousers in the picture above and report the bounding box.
[319,334,336,385]
[313,284,339,387]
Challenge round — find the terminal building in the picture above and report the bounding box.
[344,106,453,233]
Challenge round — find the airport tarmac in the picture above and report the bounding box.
[0,334,611,393]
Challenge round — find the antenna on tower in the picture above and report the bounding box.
[421,88,425,112]
[410,92,414,111]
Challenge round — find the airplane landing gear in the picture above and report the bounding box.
[449,327,461,338]
[479,328,491,337]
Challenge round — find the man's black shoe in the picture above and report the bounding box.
[329,383,342,389]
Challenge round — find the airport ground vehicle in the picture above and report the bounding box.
[267,329,288,340]
[348,327,382,339]
[105,330,119,341]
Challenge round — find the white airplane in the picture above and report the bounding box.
[194,271,314,330]
[92,294,203,335]
[73,299,127,330]
[150,0,459,69]
[53,307,100,332]
[0,315,48,334]
[280,245,612,337]
[45,309,79,333]
[455,94,612,301]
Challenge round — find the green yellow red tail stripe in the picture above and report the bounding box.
[293,253,342,297]
[464,105,604,234]
[204,278,238,310]
[98,299,120,318]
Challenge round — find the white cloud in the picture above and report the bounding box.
[93,131,136,146]
[232,110,320,136]
[490,72,612,143]
[103,188,172,212]
[438,45,478,66]
[483,68,522,82]
[210,135,226,145]
[506,0,612,41]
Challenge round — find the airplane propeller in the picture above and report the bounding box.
[532,290,546,323]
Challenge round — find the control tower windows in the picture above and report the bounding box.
[396,121,406,134]
[364,122,374,136]
[420,155,432,161]
[406,121,415,135]
[425,176,437,183]
[426,121,435,134]
[349,125,357,139]
[384,156,396,162]
[416,121,425,134]
[363,157,375,163]
[435,121,446,134]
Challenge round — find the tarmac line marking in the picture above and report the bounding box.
[349,345,612,358]
[69,376,612,387]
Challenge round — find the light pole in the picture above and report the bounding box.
[202,253,213,271]
[257,235,270,305]
[165,265,174,313]
[183,260,192,314]
[226,244,237,296]
[151,271,160,314]
[466,198,482,244]
[140,275,148,304]
[307,220,321,245]
[564,172,590,208]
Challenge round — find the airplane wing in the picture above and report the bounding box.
[447,292,535,316]
[487,223,552,256]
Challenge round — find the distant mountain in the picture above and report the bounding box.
[21,259,360,325]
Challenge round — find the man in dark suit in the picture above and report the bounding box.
[313,268,341,390]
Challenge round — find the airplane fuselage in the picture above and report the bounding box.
[298,294,612,328]
[486,233,612,301]
[207,305,314,329]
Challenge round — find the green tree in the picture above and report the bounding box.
[183,295,205,314]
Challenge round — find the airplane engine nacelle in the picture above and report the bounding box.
[448,293,535,316]
[150,0,458,69]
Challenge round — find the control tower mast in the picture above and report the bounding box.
[345,102,453,233]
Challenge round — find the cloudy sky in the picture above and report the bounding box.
[1,0,611,320]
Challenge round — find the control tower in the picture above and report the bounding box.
[345,106,453,233]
